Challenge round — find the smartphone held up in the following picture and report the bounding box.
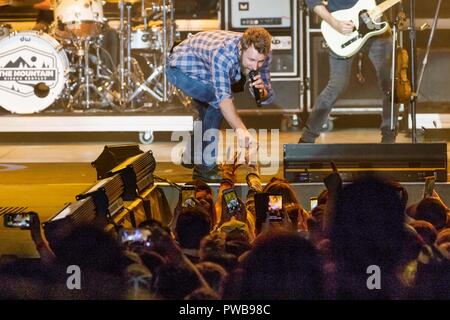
[3,212,33,229]
[223,188,240,217]
[267,195,283,222]
[180,186,196,208]
[310,196,318,211]
[423,176,436,199]
[119,228,153,247]
[254,192,285,228]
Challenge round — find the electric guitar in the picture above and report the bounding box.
[321,0,401,58]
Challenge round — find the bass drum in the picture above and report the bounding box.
[0,31,70,114]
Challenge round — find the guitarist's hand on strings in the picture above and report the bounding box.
[331,19,355,35]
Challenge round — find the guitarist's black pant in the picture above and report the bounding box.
[300,35,397,143]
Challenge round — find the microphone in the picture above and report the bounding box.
[248,70,262,107]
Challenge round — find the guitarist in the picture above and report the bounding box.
[299,0,397,144]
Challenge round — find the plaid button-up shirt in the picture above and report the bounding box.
[168,30,274,109]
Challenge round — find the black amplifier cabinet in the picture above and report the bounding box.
[284,143,448,183]
[220,0,304,114]
[403,0,450,19]
[221,0,300,77]
[405,1,450,113]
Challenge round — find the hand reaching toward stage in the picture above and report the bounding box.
[29,212,56,264]
[219,149,242,185]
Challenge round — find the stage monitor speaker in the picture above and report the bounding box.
[284,143,448,182]
[107,151,156,200]
[91,144,143,180]
[44,197,98,249]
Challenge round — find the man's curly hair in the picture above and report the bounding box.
[241,27,272,55]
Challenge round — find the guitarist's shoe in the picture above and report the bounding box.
[298,138,314,143]
[298,134,316,144]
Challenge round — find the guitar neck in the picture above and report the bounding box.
[370,0,401,19]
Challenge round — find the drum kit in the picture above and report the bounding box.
[0,0,188,114]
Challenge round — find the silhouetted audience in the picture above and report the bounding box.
[5,161,450,300]
[223,231,324,300]
[329,176,409,299]
[415,197,449,230]
[175,206,212,263]
[195,261,228,294]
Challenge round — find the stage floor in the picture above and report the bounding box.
[0,127,424,185]
[0,128,449,257]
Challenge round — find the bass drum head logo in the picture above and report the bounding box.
[0,32,68,114]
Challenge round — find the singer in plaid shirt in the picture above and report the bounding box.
[168,30,274,108]
[166,28,274,182]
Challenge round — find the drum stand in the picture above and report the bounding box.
[128,63,164,102]
[93,36,114,82]
[70,37,116,110]
[117,0,140,108]
[128,56,191,108]
[128,0,182,105]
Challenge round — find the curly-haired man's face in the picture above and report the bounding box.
[240,44,267,76]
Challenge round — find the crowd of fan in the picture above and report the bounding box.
[1,157,450,300]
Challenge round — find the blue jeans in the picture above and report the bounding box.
[301,36,395,143]
[166,66,223,169]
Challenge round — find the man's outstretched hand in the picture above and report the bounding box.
[236,128,258,150]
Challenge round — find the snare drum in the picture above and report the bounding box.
[130,26,162,51]
[55,0,104,39]
[0,31,70,114]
